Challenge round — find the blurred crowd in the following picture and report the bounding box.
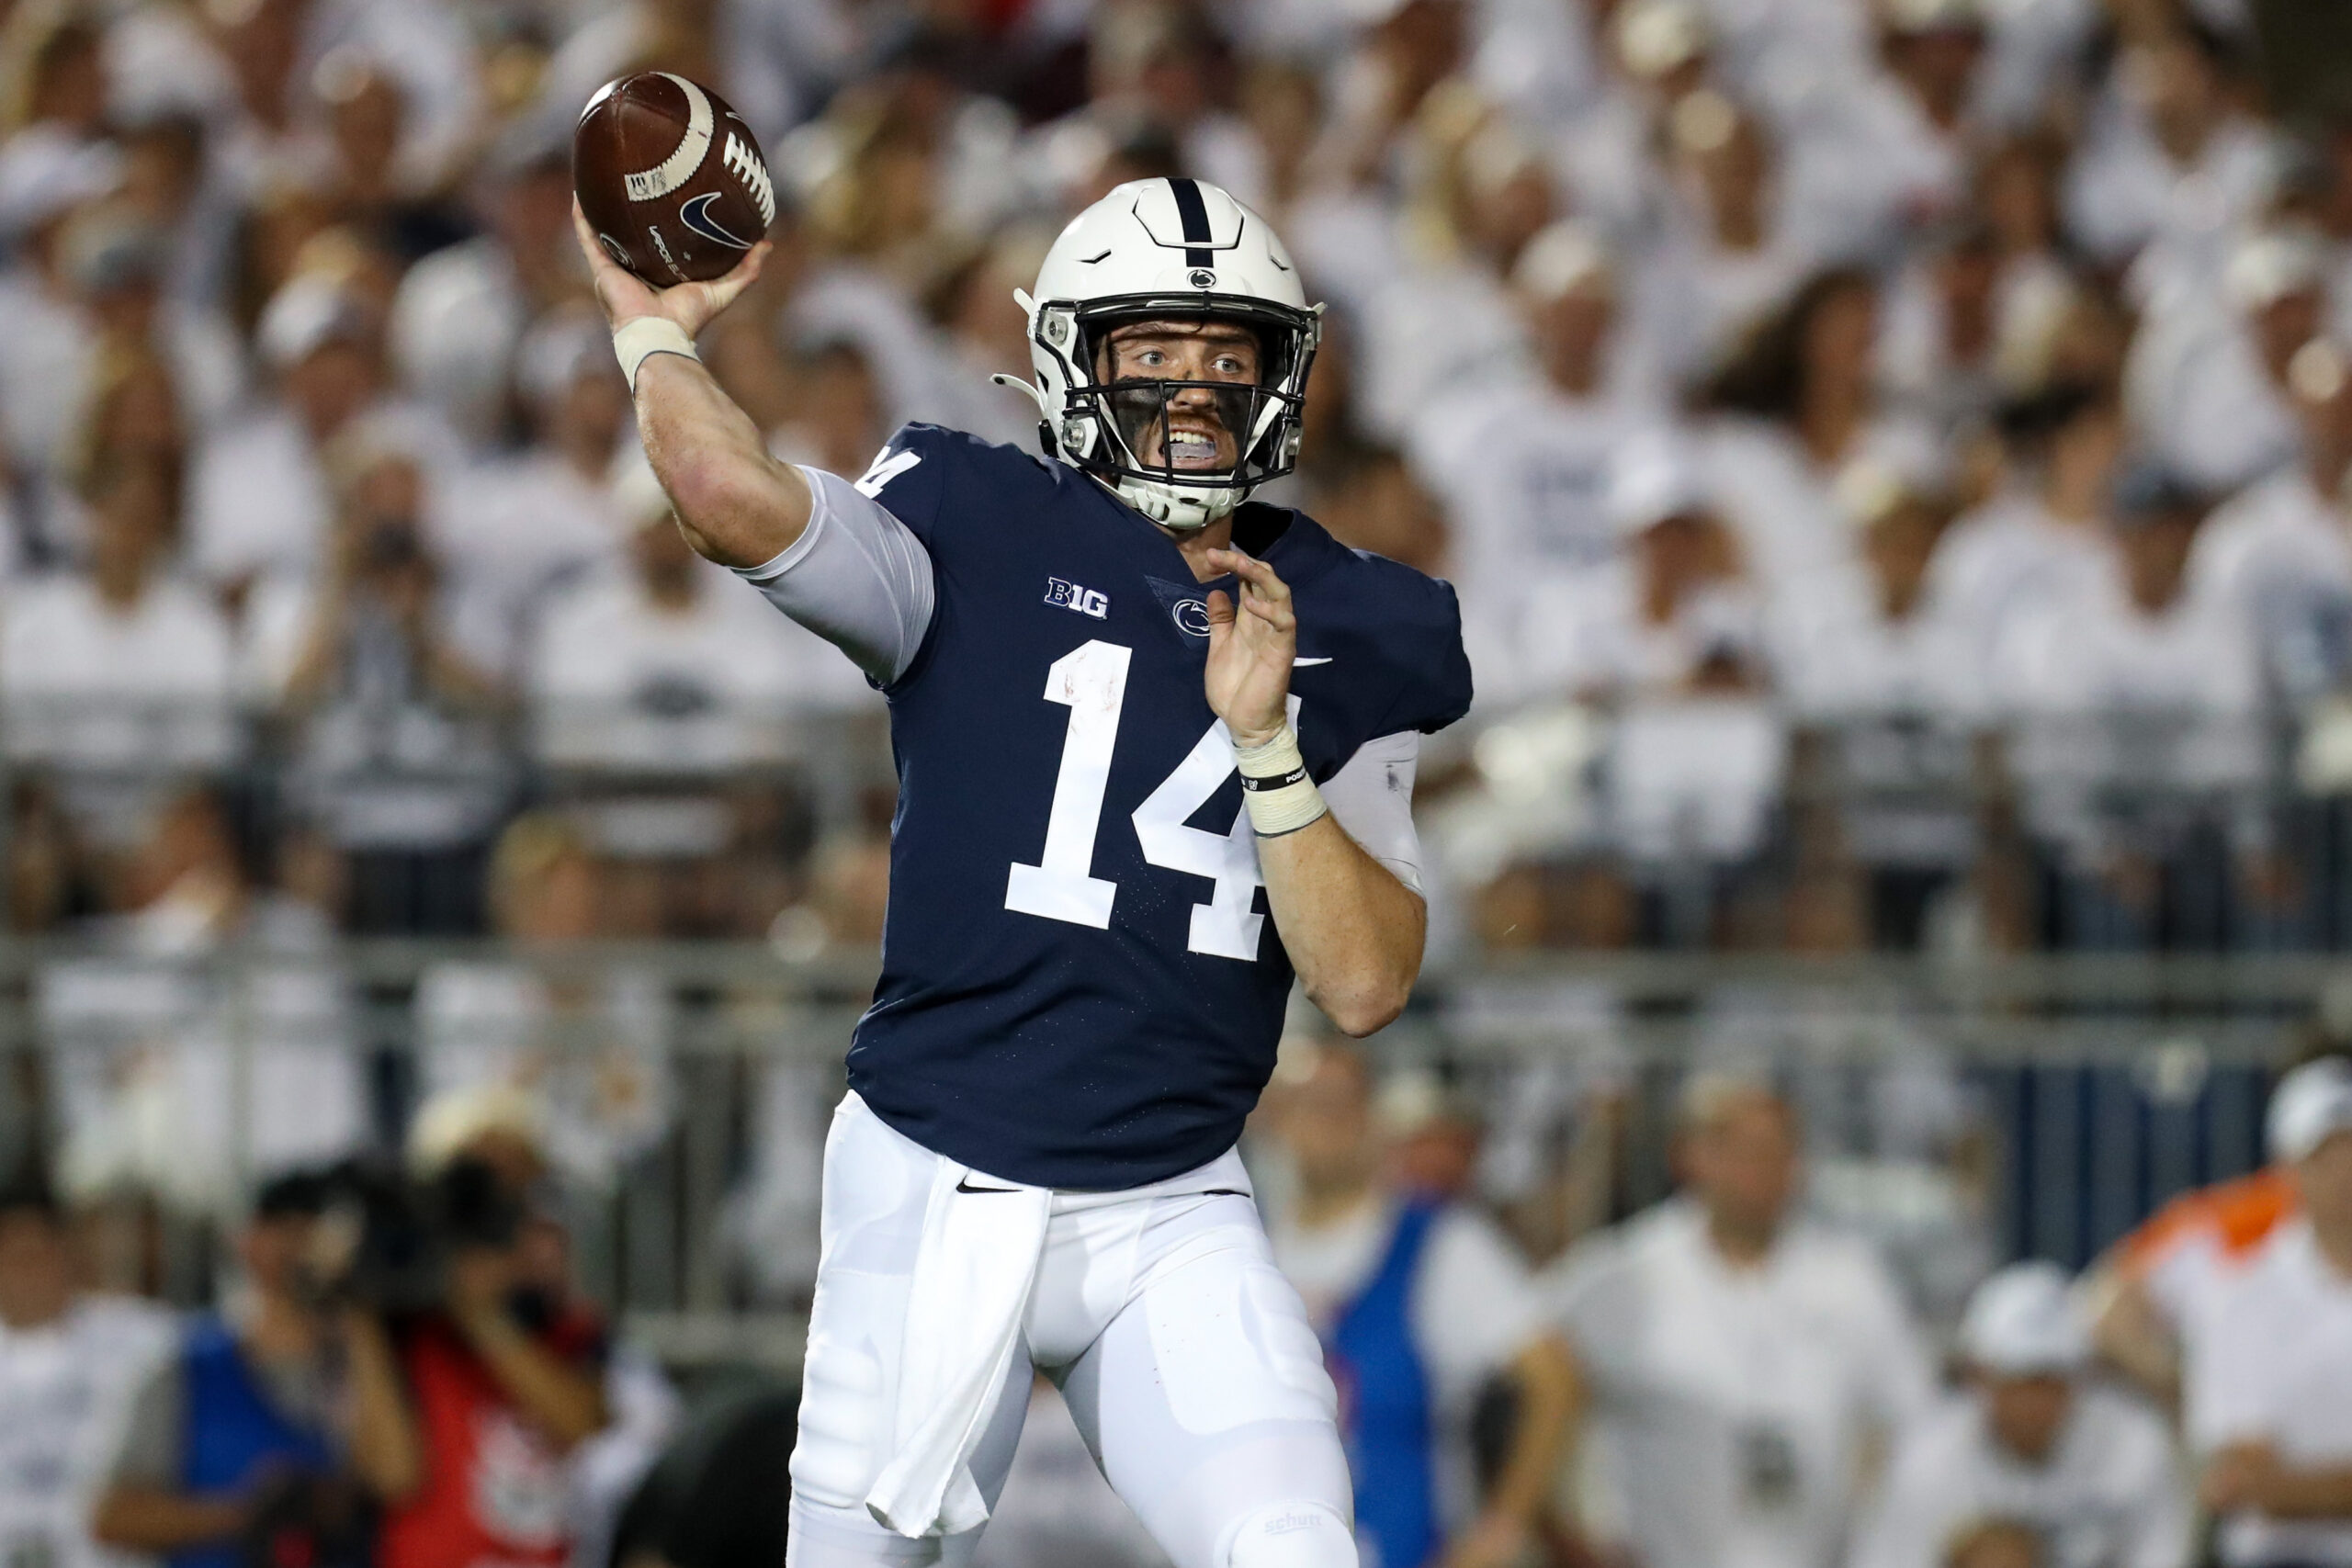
[982,1043,2352,1568]
[6,0,2352,1564]
[0,0,2347,964]
[6,1027,2352,1568]
[0,1087,743,1568]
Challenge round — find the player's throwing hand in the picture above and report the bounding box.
[571,197,769,342]
[1203,547,1296,748]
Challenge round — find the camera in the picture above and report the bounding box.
[311,1156,524,1315]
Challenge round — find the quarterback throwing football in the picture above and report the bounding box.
[575,176,1471,1568]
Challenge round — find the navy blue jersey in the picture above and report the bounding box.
[846,424,1473,1189]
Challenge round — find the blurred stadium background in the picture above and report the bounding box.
[2,0,2352,1564]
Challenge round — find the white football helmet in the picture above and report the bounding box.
[998,177,1322,531]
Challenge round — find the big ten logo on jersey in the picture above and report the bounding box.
[1044,577,1110,619]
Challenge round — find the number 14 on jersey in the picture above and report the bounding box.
[1004,639,1290,962]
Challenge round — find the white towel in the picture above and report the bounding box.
[864,1156,1054,1537]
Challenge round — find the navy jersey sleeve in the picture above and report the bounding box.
[1374,569,1475,737]
[1324,550,1473,741]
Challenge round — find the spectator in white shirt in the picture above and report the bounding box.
[1976,131,2080,334]
[529,459,867,930]
[2187,335,2352,706]
[1261,1040,1577,1568]
[1517,428,1760,703]
[417,813,671,1191]
[1768,468,1987,945]
[51,330,194,569]
[1544,1071,1935,1568]
[305,47,469,265]
[1878,219,2007,437]
[2125,226,2315,496]
[1026,2,1268,218]
[1990,465,2259,723]
[1792,0,1982,264]
[910,226,1056,453]
[388,119,582,447]
[529,457,865,767]
[1516,434,1790,881]
[1849,1260,2192,1568]
[0,189,242,566]
[188,271,389,592]
[2190,1056,2352,1567]
[0,1179,175,1568]
[1924,384,2121,688]
[1880,151,2081,441]
[38,789,365,1215]
[0,457,234,848]
[2062,20,2280,274]
[1642,90,1823,389]
[1408,221,1665,711]
[58,208,243,441]
[1553,0,1716,251]
[1994,462,2270,945]
[1879,0,1989,145]
[275,429,509,934]
[1348,116,1554,447]
[429,307,628,680]
[1770,463,1980,727]
[1701,267,1938,599]
[0,129,120,560]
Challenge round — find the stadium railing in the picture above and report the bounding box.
[0,937,2333,1366]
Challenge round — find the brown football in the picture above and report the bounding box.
[574,73,776,287]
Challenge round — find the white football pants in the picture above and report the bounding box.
[786,1093,1358,1568]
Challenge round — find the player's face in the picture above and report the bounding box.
[1100,320,1263,472]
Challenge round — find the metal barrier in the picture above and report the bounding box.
[1,940,2342,1364]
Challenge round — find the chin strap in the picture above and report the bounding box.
[988,372,1052,417]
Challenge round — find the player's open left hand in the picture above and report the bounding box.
[571,197,769,341]
[1204,547,1295,748]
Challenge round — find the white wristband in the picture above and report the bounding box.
[1235,724,1328,837]
[613,317,699,391]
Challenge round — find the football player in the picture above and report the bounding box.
[574,177,1472,1568]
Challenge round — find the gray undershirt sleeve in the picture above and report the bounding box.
[730,466,938,685]
[1319,730,1424,894]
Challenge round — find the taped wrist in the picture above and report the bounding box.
[613,317,699,391]
[1235,725,1328,837]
